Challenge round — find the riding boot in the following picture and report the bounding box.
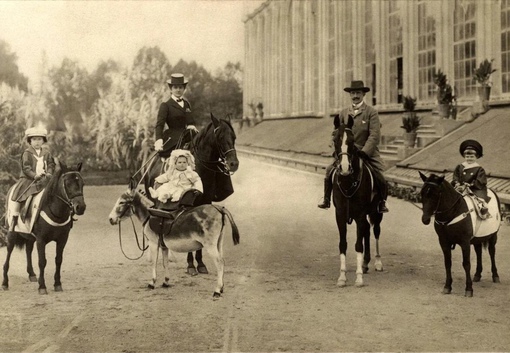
[9,215,18,232]
[375,173,389,213]
[318,177,333,209]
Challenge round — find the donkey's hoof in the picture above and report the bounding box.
[2,285,8,291]
[39,288,48,295]
[213,292,221,300]
[162,283,171,288]
[442,287,452,295]
[473,275,481,282]
[187,267,198,276]
[29,276,37,282]
[54,285,63,292]
[465,290,473,297]
[197,265,208,274]
[493,276,500,283]
[147,284,155,290]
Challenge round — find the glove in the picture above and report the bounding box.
[34,173,44,181]
[357,150,368,159]
[154,139,163,151]
[186,125,199,132]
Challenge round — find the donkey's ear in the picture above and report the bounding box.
[211,113,220,127]
[333,114,340,129]
[419,171,428,182]
[128,177,136,191]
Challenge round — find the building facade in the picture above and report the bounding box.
[243,0,508,120]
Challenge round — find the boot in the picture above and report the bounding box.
[375,173,389,213]
[9,215,18,232]
[378,200,389,213]
[318,178,333,209]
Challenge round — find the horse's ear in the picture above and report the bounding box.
[76,162,82,172]
[54,158,62,173]
[347,116,354,129]
[419,171,428,182]
[333,114,340,129]
[211,113,220,128]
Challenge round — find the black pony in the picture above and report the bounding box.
[419,172,500,297]
[331,115,383,287]
[142,113,239,275]
[3,160,86,294]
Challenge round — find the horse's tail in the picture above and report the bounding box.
[217,206,240,245]
[12,235,28,250]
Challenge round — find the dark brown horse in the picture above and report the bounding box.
[419,172,501,297]
[142,113,239,275]
[3,160,86,294]
[331,115,384,287]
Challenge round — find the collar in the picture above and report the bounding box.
[172,95,184,103]
[352,101,364,110]
[462,162,480,169]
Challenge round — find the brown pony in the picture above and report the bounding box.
[3,160,86,294]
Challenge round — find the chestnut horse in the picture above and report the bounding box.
[3,160,86,294]
[331,115,384,287]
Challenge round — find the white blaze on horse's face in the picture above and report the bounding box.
[338,129,351,176]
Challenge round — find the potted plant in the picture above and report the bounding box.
[433,69,454,118]
[473,59,497,101]
[400,95,420,148]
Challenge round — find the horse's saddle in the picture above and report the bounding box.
[6,185,44,235]
[147,189,203,236]
[464,190,500,238]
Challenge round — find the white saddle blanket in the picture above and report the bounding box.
[465,189,500,238]
[5,187,43,236]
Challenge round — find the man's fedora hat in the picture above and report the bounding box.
[344,80,370,93]
[166,73,188,86]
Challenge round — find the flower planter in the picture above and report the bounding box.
[402,132,417,148]
[477,86,491,101]
[437,104,451,118]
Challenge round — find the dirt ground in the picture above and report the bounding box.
[1,157,509,352]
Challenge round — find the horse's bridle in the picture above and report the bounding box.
[193,125,236,176]
[423,181,463,225]
[57,171,84,211]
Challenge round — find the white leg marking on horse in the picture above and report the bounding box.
[355,252,364,287]
[338,254,347,287]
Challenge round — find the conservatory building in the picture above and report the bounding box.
[243,0,508,119]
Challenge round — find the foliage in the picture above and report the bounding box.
[402,95,416,112]
[433,69,454,105]
[130,47,172,97]
[401,114,421,133]
[0,40,28,92]
[473,59,497,87]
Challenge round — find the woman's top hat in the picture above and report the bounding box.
[166,73,188,86]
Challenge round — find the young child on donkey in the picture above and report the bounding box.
[451,139,490,219]
[149,149,203,203]
[9,127,55,231]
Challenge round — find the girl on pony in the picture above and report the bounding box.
[452,139,490,218]
[149,149,203,203]
[9,127,55,231]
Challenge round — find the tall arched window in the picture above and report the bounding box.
[417,0,437,101]
[501,0,510,93]
[364,1,376,105]
[388,0,403,104]
[453,0,476,98]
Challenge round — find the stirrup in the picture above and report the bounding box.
[317,199,330,209]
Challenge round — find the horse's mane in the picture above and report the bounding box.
[191,118,235,152]
[40,161,64,205]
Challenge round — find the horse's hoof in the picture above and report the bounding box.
[442,288,452,295]
[187,267,198,276]
[54,285,63,292]
[337,280,347,287]
[213,292,221,300]
[473,275,481,282]
[362,268,369,274]
[29,276,37,282]
[197,265,208,274]
[39,288,48,295]
[162,283,171,288]
[465,290,473,297]
[2,285,8,291]
[355,281,364,288]
[493,276,500,283]
[147,284,155,290]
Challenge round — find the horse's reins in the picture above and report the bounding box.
[424,181,465,226]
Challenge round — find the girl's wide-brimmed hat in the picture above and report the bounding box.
[344,80,370,93]
[459,139,483,157]
[25,127,48,142]
[166,73,188,86]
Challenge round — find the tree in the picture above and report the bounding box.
[130,46,172,98]
[209,61,243,120]
[0,40,28,92]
